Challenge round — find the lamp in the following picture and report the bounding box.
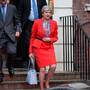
[84,3,90,11]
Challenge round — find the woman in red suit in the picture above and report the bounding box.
[29,5,58,90]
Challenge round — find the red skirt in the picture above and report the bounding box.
[33,47,56,68]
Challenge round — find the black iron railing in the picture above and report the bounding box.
[60,15,90,80]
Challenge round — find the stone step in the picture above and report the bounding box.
[3,68,80,82]
[0,80,83,90]
[0,68,81,90]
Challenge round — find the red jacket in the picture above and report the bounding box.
[29,19,58,53]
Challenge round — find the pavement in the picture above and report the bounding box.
[47,81,90,90]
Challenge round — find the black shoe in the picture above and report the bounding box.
[0,73,4,82]
[8,67,15,77]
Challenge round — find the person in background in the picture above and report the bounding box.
[18,0,47,67]
[0,0,22,82]
[29,5,58,90]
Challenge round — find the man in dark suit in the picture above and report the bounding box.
[0,0,22,82]
[18,0,47,67]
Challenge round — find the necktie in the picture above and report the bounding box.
[32,0,38,19]
[2,6,5,21]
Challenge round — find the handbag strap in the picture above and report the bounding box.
[27,60,30,71]
[28,57,35,70]
[30,56,35,68]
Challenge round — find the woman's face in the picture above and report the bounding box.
[42,10,52,20]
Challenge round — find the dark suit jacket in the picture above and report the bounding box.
[0,4,22,42]
[18,0,47,27]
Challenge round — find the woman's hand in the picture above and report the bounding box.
[15,31,20,37]
[29,53,34,59]
[42,37,51,42]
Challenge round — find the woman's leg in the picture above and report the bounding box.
[45,64,56,88]
[39,68,46,90]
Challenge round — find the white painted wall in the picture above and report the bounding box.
[53,0,73,72]
[54,0,72,23]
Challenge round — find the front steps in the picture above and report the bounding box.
[0,68,81,90]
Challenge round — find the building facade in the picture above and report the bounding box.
[73,0,90,37]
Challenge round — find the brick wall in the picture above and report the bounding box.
[73,0,90,24]
[73,0,90,36]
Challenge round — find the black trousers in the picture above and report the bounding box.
[20,20,34,67]
[0,51,16,72]
[0,34,17,72]
[0,48,3,72]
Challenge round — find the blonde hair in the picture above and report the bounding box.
[41,5,53,14]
